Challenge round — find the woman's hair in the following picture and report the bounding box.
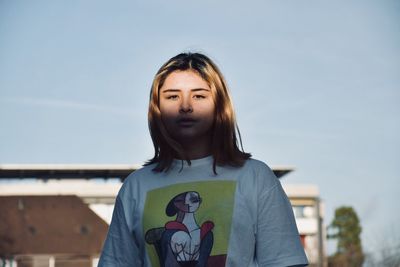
[145,52,251,173]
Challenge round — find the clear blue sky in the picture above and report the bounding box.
[1,0,399,257]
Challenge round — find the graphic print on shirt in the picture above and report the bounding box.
[143,180,236,267]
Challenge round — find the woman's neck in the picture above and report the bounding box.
[178,136,212,160]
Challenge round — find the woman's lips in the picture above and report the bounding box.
[176,118,197,127]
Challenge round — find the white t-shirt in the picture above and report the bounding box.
[98,156,308,267]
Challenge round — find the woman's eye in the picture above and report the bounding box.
[193,95,206,99]
[166,95,178,100]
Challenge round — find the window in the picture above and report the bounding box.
[293,205,315,218]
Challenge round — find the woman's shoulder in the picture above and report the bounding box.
[116,163,158,195]
[243,157,274,174]
[124,163,158,182]
[241,158,280,189]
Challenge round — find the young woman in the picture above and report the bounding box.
[98,53,308,267]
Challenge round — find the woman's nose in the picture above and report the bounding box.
[179,96,193,113]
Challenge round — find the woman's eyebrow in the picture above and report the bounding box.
[191,88,210,92]
[161,89,181,93]
[161,88,210,93]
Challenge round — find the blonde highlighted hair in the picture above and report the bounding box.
[145,52,251,173]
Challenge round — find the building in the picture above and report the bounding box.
[0,195,108,267]
[285,184,326,267]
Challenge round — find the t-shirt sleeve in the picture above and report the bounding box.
[98,195,140,267]
[255,166,309,267]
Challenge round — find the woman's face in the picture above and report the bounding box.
[159,70,215,143]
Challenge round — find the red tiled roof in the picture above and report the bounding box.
[0,195,108,257]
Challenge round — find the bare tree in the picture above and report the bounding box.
[364,225,400,267]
